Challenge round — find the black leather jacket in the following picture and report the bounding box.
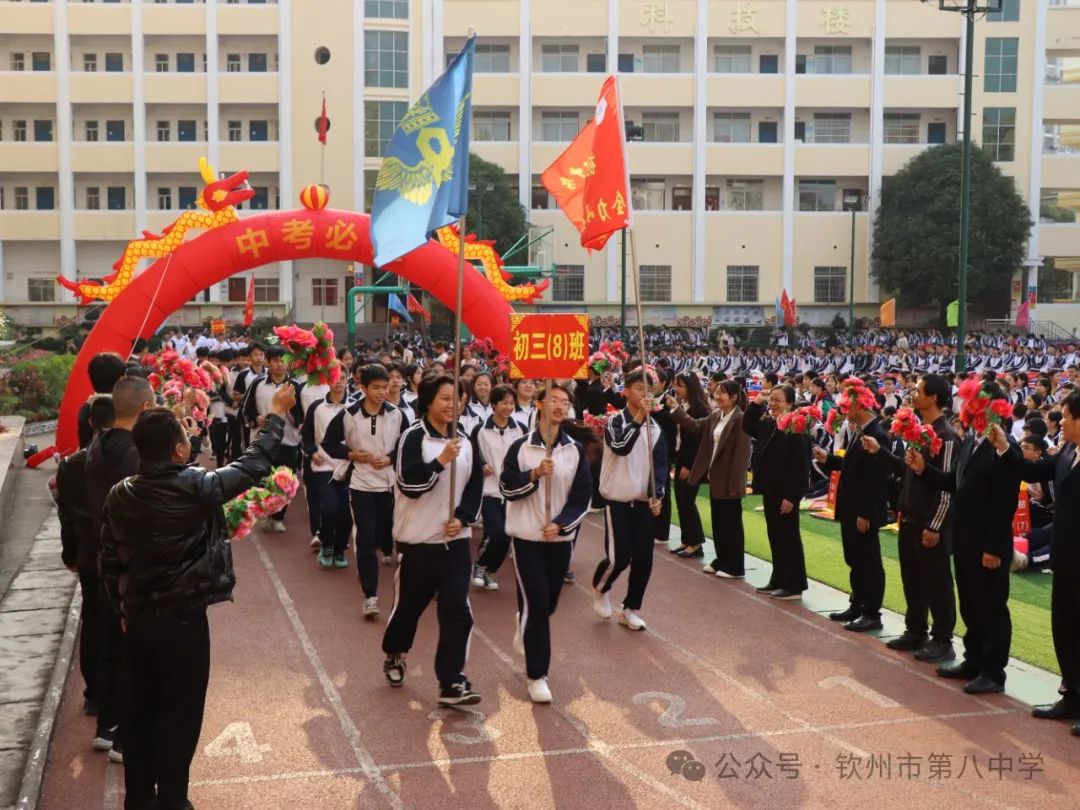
[100,415,284,617]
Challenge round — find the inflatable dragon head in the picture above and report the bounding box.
[197,158,255,211]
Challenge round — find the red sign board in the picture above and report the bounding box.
[1012,486,1030,537]
[509,313,590,380]
[210,319,226,335]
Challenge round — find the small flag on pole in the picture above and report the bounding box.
[946,300,959,328]
[243,272,255,326]
[780,290,797,326]
[407,292,431,322]
[1015,299,1030,329]
[774,296,784,326]
[880,298,896,328]
[388,293,413,323]
[318,92,329,145]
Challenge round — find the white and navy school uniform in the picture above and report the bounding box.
[472,415,528,578]
[514,401,536,432]
[299,383,331,537]
[300,394,351,556]
[382,418,485,692]
[591,408,669,612]
[501,428,592,680]
[206,372,231,467]
[242,374,305,519]
[323,400,406,597]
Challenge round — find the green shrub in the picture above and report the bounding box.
[0,353,76,421]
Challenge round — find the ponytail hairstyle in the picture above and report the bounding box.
[718,379,748,411]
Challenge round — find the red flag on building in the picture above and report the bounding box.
[407,292,431,322]
[318,92,329,145]
[243,272,255,326]
[540,76,630,251]
[780,290,797,326]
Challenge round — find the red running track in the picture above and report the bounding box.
[39,505,1080,809]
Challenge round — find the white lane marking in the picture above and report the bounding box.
[102,760,122,810]
[631,692,721,728]
[819,676,901,709]
[204,721,272,763]
[252,537,403,810]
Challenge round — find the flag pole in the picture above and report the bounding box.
[627,227,656,503]
[543,378,553,524]
[448,214,467,520]
[319,89,327,326]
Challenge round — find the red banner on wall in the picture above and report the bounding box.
[509,313,590,380]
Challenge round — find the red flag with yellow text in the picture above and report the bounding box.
[540,76,630,251]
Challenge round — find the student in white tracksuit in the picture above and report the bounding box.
[500,383,592,703]
[299,375,351,568]
[381,374,485,706]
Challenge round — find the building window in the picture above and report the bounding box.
[176,52,196,73]
[249,120,269,141]
[14,120,27,142]
[808,45,852,75]
[364,101,408,156]
[884,46,920,75]
[11,53,25,71]
[984,37,1018,92]
[178,186,197,209]
[364,30,408,88]
[14,187,29,210]
[104,52,123,72]
[33,120,53,142]
[639,265,672,302]
[84,53,98,72]
[811,113,852,144]
[540,111,579,142]
[27,279,56,303]
[982,107,1015,161]
[531,184,551,210]
[248,53,268,72]
[631,178,666,211]
[253,278,279,302]
[472,110,511,142]
[814,266,846,303]
[726,266,759,303]
[227,120,242,141]
[723,179,764,211]
[799,180,837,211]
[671,186,691,211]
[86,187,100,210]
[541,44,578,73]
[475,44,511,73]
[642,44,679,73]
[84,121,98,141]
[107,187,126,210]
[365,0,408,19]
[106,120,125,141]
[883,113,920,144]
[311,278,340,306]
[641,111,680,143]
[251,187,269,209]
[364,169,379,211]
[158,187,172,209]
[586,53,606,73]
[176,120,196,142]
[155,53,169,72]
[32,52,51,71]
[157,120,171,141]
[552,264,584,302]
[226,53,241,72]
[928,54,948,75]
[712,112,751,143]
[987,0,1019,22]
[228,277,247,302]
[714,45,751,74]
[35,187,55,210]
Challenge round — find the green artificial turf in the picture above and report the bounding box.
[673,493,1058,675]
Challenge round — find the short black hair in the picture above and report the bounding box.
[416,373,455,417]
[919,373,951,410]
[88,395,115,433]
[535,382,572,402]
[1020,436,1044,453]
[112,376,156,419]
[132,407,186,462]
[772,384,796,405]
[1024,417,1048,438]
[489,384,515,406]
[1061,389,1080,421]
[88,352,126,394]
[360,363,390,386]
[624,369,649,387]
[264,346,286,361]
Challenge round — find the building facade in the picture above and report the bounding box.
[1,0,1078,333]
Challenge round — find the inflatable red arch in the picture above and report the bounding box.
[52,208,513,455]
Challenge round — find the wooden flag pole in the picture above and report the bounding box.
[448,213,467,520]
[627,227,656,502]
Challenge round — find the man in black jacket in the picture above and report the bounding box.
[814,392,890,632]
[991,389,1080,735]
[912,381,1021,695]
[100,384,293,810]
[743,385,810,600]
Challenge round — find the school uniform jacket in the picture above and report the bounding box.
[472,416,528,499]
[599,408,669,503]
[500,429,593,541]
[322,400,406,491]
[242,374,305,446]
[300,396,350,475]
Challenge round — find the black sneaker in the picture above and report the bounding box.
[383,655,406,687]
[828,607,860,623]
[92,726,116,751]
[755,582,779,593]
[914,639,956,663]
[770,589,803,601]
[438,680,481,706]
[885,631,928,651]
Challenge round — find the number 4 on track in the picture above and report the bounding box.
[204,721,272,763]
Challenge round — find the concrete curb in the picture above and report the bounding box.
[0,416,27,517]
[14,585,81,810]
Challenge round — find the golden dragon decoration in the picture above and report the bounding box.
[58,159,254,304]
[435,225,550,304]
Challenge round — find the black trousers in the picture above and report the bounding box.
[512,538,572,679]
[654,466,673,541]
[840,519,885,618]
[78,569,101,701]
[312,472,351,555]
[897,520,955,641]
[708,497,745,576]
[270,444,300,521]
[208,420,229,468]
[954,551,1011,685]
[350,490,394,597]
[382,539,473,688]
[476,496,511,573]
[1052,569,1080,700]
[761,493,808,593]
[122,608,210,810]
[226,414,243,462]
[302,457,321,537]
[592,501,655,611]
[96,583,125,738]
[674,478,704,547]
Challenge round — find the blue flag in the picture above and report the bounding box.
[775,296,784,325]
[371,36,475,267]
[387,293,413,323]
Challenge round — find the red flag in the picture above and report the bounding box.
[780,290,797,326]
[1015,299,1030,329]
[318,93,328,145]
[407,293,430,322]
[243,272,255,326]
[540,76,630,251]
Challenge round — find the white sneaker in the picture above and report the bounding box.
[593,590,612,620]
[702,564,716,574]
[618,609,647,631]
[272,520,287,533]
[513,612,525,655]
[381,552,394,566]
[309,535,321,551]
[1010,549,1029,573]
[363,597,380,617]
[527,677,552,704]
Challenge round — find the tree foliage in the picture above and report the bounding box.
[465,153,528,257]
[871,144,1031,317]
